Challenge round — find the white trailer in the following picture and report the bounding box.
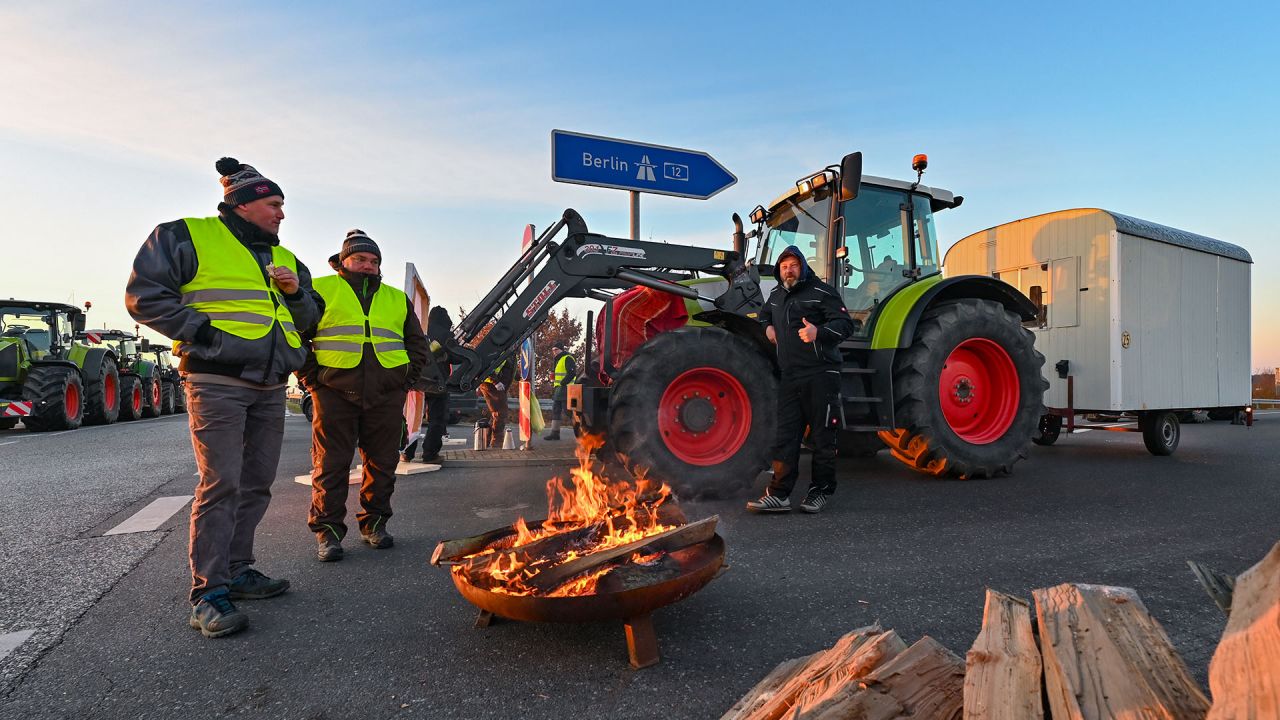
[943,208,1253,455]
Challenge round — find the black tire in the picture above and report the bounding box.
[21,366,84,432]
[1207,409,1234,422]
[1032,414,1062,446]
[160,381,176,415]
[83,356,121,425]
[608,326,776,499]
[119,375,144,421]
[838,431,884,457]
[174,381,187,413]
[1140,411,1179,456]
[141,377,162,418]
[879,298,1047,478]
[0,418,18,430]
[301,393,314,422]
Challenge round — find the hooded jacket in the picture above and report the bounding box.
[297,255,430,408]
[759,245,856,377]
[126,205,323,386]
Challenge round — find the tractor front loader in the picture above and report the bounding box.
[440,152,1047,498]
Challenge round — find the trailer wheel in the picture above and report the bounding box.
[84,357,120,425]
[119,375,144,421]
[879,299,1047,478]
[1140,411,1179,456]
[1032,414,1062,446]
[608,326,776,499]
[21,366,84,432]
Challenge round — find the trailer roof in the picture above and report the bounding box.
[1106,211,1252,263]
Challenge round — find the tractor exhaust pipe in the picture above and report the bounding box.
[731,213,746,258]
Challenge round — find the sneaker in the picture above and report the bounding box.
[189,589,248,638]
[361,528,394,549]
[745,493,791,513]
[317,532,344,562]
[227,568,290,600]
[799,489,829,513]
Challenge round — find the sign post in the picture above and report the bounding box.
[552,129,736,239]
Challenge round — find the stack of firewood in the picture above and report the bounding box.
[723,540,1279,720]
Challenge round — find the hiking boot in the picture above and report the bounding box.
[189,589,248,638]
[799,489,829,514]
[317,532,344,562]
[361,528,394,549]
[745,493,791,513]
[542,431,561,441]
[228,568,290,600]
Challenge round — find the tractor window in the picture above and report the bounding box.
[837,187,910,332]
[758,187,832,282]
[0,310,55,356]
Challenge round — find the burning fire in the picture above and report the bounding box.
[452,434,678,597]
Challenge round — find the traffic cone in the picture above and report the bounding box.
[502,427,515,450]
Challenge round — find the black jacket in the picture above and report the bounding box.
[126,206,323,385]
[760,245,856,377]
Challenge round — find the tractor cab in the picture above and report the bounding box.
[0,301,83,362]
[751,153,963,335]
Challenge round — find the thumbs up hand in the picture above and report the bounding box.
[798,317,818,343]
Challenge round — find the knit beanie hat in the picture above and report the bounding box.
[216,157,283,206]
[340,229,382,262]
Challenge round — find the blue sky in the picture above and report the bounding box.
[2,1,1278,368]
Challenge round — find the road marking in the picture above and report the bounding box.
[0,440,18,446]
[104,495,194,536]
[0,630,36,661]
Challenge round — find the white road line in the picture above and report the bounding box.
[0,630,36,661]
[0,440,18,446]
[104,495,194,536]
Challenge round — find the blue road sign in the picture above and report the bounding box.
[552,130,736,200]
[518,338,533,382]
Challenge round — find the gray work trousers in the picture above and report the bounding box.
[185,381,286,604]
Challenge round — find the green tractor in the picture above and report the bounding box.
[79,329,164,420]
[0,300,122,431]
[138,339,185,414]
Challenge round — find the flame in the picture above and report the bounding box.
[453,434,677,596]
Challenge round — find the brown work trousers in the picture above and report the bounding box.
[477,382,508,448]
[308,385,404,539]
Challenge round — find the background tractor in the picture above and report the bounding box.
[439,152,1046,498]
[0,300,122,431]
[139,339,184,415]
[80,329,161,420]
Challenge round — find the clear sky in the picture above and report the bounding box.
[2,1,1277,369]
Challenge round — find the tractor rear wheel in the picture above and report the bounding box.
[119,375,144,421]
[608,326,776,499]
[84,357,121,425]
[879,299,1047,478]
[141,377,162,418]
[21,366,84,432]
[160,381,176,415]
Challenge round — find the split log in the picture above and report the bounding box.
[721,624,901,720]
[527,515,718,593]
[1034,583,1210,719]
[1187,560,1236,615]
[431,518,555,565]
[789,636,965,720]
[784,630,912,719]
[457,520,608,582]
[963,589,1043,720]
[1207,540,1280,719]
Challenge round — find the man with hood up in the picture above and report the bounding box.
[747,246,855,514]
[300,230,430,561]
[402,305,463,463]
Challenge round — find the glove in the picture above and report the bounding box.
[494,382,506,392]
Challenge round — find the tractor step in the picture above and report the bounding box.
[840,367,876,375]
[843,396,881,403]
[843,424,891,432]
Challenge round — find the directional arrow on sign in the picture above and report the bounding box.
[551,130,737,200]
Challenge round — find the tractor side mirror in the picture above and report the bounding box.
[140,339,152,352]
[1028,285,1048,328]
[839,152,863,201]
[72,314,86,332]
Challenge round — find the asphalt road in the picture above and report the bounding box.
[1,411,1277,719]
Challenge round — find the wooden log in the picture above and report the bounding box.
[1207,540,1280,719]
[721,653,822,720]
[784,630,911,720]
[789,636,966,720]
[963,589,1043,720]
[721,624,897,720]
[1187,560,1236,615]
[1034,583,1210,719]
[457,520,609,588]
[431,518,554,565]
[526,515,718,593]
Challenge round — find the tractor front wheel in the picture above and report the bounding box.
[21,366,84,432]
[84,357,121,425]
[879,299,1047,478]
[608,326,776,499]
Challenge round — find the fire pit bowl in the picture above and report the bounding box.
[448,533,725,668]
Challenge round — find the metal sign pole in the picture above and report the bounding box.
[630,191,640,240]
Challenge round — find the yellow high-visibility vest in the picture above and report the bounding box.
[553,352,576,386]
[311,275,409,369]
[179,217,301,347]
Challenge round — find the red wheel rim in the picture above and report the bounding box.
[150,381,160,408]
[657,367,752,466]
[938,338,1020,445]
[104,373,117,409]
[131,386,142,414]
[65,383,81,419]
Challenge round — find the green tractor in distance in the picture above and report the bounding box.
[138,339,184,414]
[80,329,163,420]
[0,300,122,431]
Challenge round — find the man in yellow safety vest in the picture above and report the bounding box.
[543,342,577,440]
[300,230,430,562]
[126,157,323,639]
